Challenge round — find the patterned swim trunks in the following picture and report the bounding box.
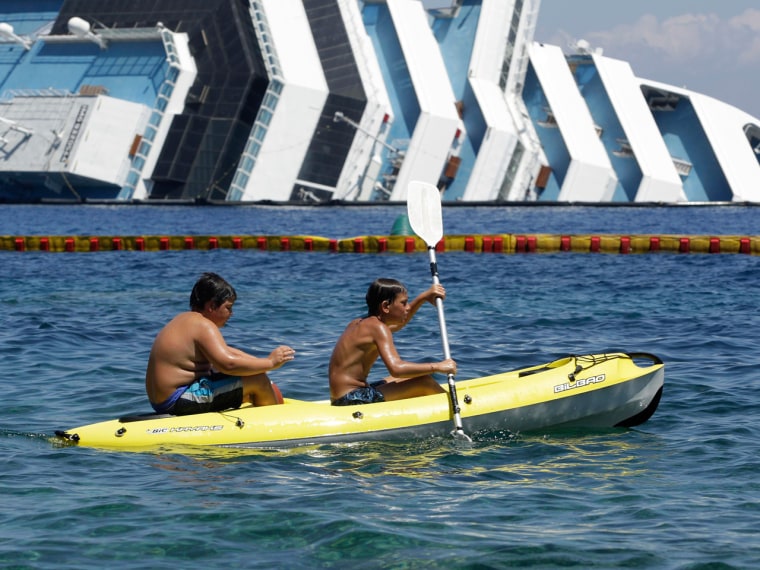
[151,375,243,415]
[331,381,386,406]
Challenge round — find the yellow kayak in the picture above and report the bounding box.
[54,352,664,451]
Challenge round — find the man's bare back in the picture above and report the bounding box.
[328,316,384,399]
[146,311,244,403]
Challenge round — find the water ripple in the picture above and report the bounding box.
[2,207,760,569]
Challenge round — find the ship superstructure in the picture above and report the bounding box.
[0,0,757,203]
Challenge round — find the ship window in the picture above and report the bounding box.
[258,108,272,126]
[673,158,692,177]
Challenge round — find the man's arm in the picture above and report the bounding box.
[373,319,455,378]
[197,319,294,375]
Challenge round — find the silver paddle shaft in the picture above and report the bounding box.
[429,250,452,361]
[428,248,466,437]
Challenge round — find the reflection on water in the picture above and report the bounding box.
[134,427,661,489]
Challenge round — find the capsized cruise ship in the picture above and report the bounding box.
[0,0,758,203]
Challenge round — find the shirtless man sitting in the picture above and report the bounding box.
[329,278,455,406]
[146,272,295,415]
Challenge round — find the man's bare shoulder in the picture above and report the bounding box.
[172,310,202,322]
[165,311,199,325]
[334,317,383,349]
[348,316,388,335]
[162,311,213,333]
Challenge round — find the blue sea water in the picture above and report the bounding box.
[1,204,759,569]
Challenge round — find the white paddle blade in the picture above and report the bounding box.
[406,181,443,247]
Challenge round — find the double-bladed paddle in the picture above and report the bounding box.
[407,180,470,442]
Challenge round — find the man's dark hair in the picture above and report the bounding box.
[365,278,407,316]
[190,272,237,311]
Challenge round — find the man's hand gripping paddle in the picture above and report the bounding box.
[407,181,471,442]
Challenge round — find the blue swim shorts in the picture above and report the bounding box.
[151,375,243,416]
[331,380,386,406]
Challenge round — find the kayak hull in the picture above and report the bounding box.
[54,352,664,450]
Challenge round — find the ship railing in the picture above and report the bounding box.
[1,88,74,102]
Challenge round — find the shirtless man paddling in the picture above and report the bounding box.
[329,278,454,406]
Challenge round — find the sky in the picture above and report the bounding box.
[534,0,760,118]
